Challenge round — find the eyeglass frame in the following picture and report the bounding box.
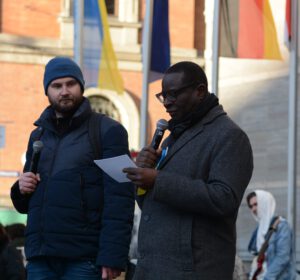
[155,82,205,104]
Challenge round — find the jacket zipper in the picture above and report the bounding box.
[39,136,62,254]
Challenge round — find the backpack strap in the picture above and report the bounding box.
[269,216,280,230]
[257,216,281,256]
[88,112,103,159]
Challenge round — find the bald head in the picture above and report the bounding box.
[164,61,208,91]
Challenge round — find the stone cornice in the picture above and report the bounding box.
[0,33,72,64]
[108,16,142,29]
[0,33,204,68]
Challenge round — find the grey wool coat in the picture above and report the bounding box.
[133,105,253,280]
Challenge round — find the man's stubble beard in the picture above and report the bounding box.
[48,95,84,117]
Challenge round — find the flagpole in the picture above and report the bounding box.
[74,0,84,68]
[211,0,221,97]
[140,0,154,148]
[287,0,298,249]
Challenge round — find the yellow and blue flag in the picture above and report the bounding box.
[74,0,124,94]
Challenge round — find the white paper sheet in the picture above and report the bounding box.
[94,154,137,183]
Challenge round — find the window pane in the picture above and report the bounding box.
[105,0,115,15]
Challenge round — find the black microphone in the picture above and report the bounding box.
[150,119,168,149]
[29,140,43,174]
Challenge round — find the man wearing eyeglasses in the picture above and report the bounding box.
[123,61,253,280]
[246,190,297,280]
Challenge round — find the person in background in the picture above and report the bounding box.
[123,61,253,280]
[247,190,297,280]
[5,223,26,266]
[0,223,26,280]
[10,56,135,280]
[5,223,25,248]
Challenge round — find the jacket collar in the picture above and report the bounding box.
[34,97,92,132]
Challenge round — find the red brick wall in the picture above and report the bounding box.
[194,0,206,53]
[169,0,195,48]
[0,0,61,195]
[1,0,61,38]
[0,63,48,191]
[0,0,205,199]
[121,70,169,144]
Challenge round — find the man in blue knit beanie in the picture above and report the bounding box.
[43,57,85,95]
[10,56,135,280]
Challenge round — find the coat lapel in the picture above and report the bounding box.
[158,105,226,169]
[158,123,204,169]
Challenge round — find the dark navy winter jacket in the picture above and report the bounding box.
[11,98,135,270]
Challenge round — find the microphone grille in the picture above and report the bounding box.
[156,119,168,131]
[32,140,44,153]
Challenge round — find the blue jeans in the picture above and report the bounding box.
[26,257,101,280]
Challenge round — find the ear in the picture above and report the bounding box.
[196,84,207,100]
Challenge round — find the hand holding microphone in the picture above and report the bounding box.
[29,140,43,174]
[150,119,169,149]
[136,119,168,168]
[19,140,43,195]
[124,119,168,190]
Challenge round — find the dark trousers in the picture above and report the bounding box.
[125,262,136,280]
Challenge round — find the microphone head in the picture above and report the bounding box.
[156,119,168,131]
[32,140,43,153]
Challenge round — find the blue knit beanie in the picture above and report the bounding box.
[43,57,85,95]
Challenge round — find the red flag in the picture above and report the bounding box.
[220,0,282,59]
[284,0,291,48]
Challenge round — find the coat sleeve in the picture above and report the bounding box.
[263,220,294,280]
[152,128,253,217]
[10,133,35,214]
[10,181,30,214]
[96,120,135,269]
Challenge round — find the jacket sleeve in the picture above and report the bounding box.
[96,120,135,270]
[10,181,31,214]
[152,128,253,217]
[263,220,294,280]
[10,134,34,214]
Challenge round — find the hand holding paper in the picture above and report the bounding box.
[94,154,136,183]
[123,166,157,190]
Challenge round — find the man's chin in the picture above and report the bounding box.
[55,104,78,116]
[59,99,74,106]
[50,97,83,117]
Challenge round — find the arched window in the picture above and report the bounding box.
[85,88,140,150]
[88,95,121,122]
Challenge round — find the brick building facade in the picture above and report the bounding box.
[0,0,299,266]
[0,0,206,205]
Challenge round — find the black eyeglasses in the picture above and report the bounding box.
[155,82,204,104]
